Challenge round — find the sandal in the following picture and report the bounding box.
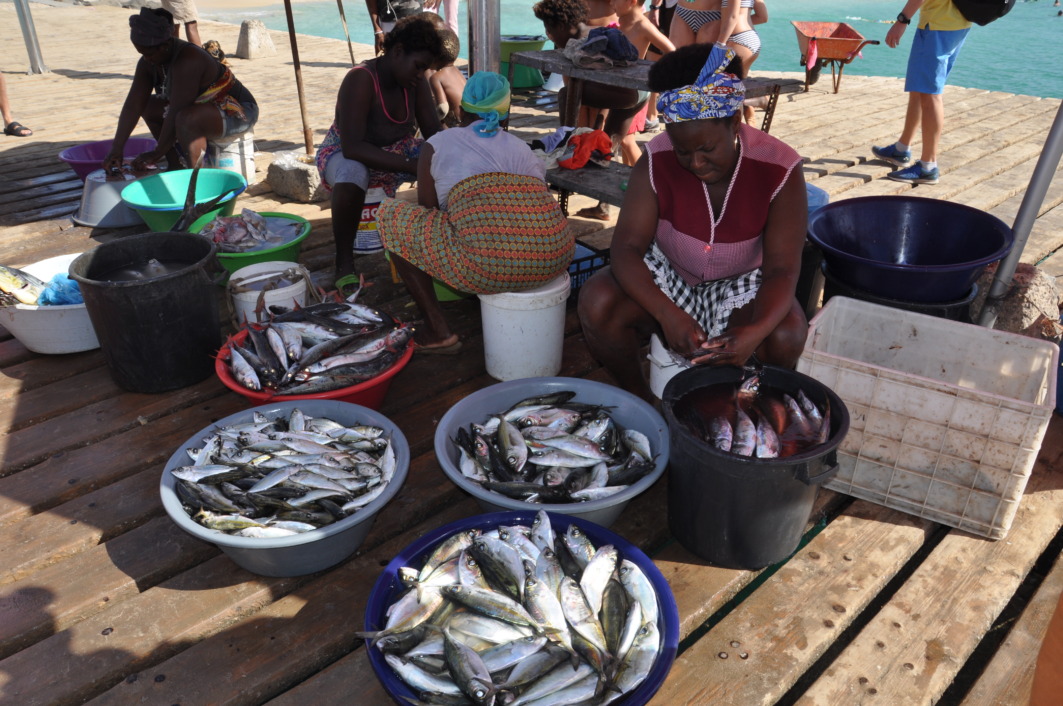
[3,121,32,137]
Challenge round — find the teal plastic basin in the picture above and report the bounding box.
[121,168,247,232]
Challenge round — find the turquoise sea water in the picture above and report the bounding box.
[201,0,1063,98]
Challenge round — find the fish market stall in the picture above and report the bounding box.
[2,5,1063,706]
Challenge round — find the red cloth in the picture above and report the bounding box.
[558,130,614,170]
[629,103,649,135]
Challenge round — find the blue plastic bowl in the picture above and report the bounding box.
[364,510,680,705]
[59,137,158,182]
[808,195,1013,303]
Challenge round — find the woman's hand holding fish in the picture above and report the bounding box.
[690,325,760,367]
[659,307,707,361]
[131,149,161,172]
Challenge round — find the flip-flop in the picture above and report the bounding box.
[3,121,32,137]
[415,339,463,356]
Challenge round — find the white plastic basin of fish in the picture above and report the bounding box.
[434,377,670,527]
[364,510,680,705]
[0,253,100,355]
[160,400,410,577]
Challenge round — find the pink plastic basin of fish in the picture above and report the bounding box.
[59,138,158,182]
[215,327,413,410]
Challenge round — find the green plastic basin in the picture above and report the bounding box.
[120,168,247,232]
[200,212,312,275]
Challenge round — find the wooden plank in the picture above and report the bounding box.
[0,516,217,659]
[652,501,936,705]
[547,162,633,208]
[657,490,849,642]
[0,469,163,585]
[79,500,479,706]
[961,553,1063,706]
[0,378,230,474]
[795,436,1063,705]
[0,393,250,527]
[510,50,799,98]
[0,554,303,705]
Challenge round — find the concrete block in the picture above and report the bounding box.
[236,19,276,60]
[971,262,1062,341]
[267,157,327,204]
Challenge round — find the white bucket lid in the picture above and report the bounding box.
[478,273,571,311]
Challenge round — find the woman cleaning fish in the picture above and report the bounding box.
[102,6,259,173]
[577,43,808,403]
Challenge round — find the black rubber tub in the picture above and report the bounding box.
[662,364,850,570]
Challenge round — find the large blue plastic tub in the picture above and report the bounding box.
[808,195,1013,303]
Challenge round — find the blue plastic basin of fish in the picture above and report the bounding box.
[364,510,680,705]
[808,195,1014,303]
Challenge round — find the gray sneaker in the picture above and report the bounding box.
[872,144,913,168]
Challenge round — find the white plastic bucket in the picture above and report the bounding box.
[479,273,571,381]
[227,260,308,325]
[208,131,255,182]
[355,187,386,254]
[647,333,692,399]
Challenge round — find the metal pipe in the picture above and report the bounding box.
[282,0,316,154]
[14,0,48,74]
[977,102,1063,328]
[467,0,501,75]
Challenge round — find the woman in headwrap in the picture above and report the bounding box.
[102,7,258,174]
[577,43,807,401]
[376,72,572,353]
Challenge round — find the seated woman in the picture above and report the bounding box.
[103,7,258,173]
[376,72,573,352]
[316,15,444,284]
[577,43,808,402]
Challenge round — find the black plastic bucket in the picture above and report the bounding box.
[662,365,850,570]
[821,262,978,323]
[69,232,221,393]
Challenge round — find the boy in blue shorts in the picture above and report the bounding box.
[872,0,971,185]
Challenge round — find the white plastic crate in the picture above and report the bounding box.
[797,297,1057,540]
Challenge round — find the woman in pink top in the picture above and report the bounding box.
[578,43,808,401]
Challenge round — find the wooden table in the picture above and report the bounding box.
[508,49,801,134]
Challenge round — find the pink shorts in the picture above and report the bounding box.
[629,103,649,135]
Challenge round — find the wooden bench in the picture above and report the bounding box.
[546,161,632,216]
[508,49,803,132]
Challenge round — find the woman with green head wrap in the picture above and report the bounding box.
[376,71,572,353]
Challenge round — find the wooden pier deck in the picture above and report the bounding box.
[2,4,1063,704]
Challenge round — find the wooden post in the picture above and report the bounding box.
[283,0,315,155]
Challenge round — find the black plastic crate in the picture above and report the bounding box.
[568,243,610,302]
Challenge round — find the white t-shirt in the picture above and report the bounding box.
[428,121,547,209]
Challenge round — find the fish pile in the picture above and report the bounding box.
[365,511,663,705]
[450,392,657,504]
[200,209,303,253]
[675,375,831,459]
[225,301,412,395]
[0,264,47,306]
[170,407,398,536]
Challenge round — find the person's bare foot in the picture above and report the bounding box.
[575,204,610,221]
[415,333,462,355]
